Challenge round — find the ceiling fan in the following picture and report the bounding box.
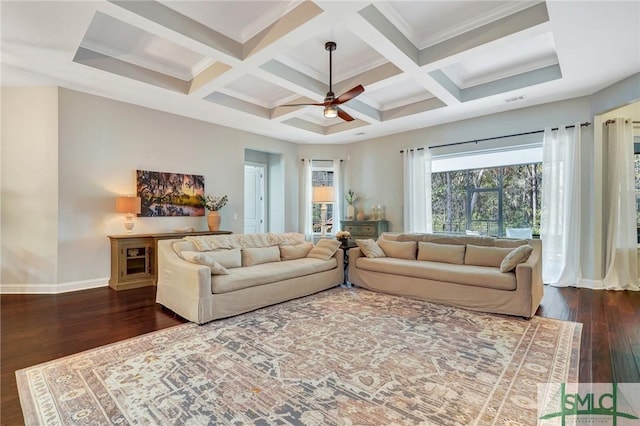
[281,41,364,122]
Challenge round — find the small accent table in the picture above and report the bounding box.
[339,239,358,288]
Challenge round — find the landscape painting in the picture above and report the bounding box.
[136,170,205,217]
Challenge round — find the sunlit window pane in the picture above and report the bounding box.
[311,169,335,234]
[431,162,542,237]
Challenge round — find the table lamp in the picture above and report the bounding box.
[116,196,142,233]
[312,186,335,238]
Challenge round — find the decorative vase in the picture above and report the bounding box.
[207,211,221,231]
[356,211,366,221]
[346,204,355,220]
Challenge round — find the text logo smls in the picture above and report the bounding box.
[540,383,639,423]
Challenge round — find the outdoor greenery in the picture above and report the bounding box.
[432,163,542,237]
[312,169,334,233]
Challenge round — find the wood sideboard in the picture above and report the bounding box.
[341,220,389,240]
[108,230,232,291]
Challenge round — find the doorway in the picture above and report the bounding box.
[244,163,266,233]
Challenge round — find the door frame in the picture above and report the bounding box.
[244,162,267,233]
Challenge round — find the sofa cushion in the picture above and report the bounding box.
[185,233,306,252]
[417,242,465,265]
[355,239,386,258]
[184,235,240,251]
[271,232,307,246]
[378,239,416,260]
[279,242,314,260]
[172,240,197,259]
[211,257,338,293]
[181,252,229,275]
[495,239,529,248]
[182,248,241,269]
[355,257,516,291]
[307,239,341,260]
[242,246,281,266]
[464,244,513,267]
[500,245,534,272]
[397,233,496,247]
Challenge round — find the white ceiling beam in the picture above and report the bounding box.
[102,1,242,64]
[336,3,460,106]
[186,6,331,99]
[418,3,550,67]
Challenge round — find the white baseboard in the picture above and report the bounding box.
[0,278,109,294]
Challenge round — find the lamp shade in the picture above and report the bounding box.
[324,105,338,119]
[115,196,141,214]
[312,186,335,203]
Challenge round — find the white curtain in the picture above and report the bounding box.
[403,148,431,233]
[425,149,433,233]
[603,118,639,290]
[333,159,342,236]
[541,123,582,286]
[300,158,313,240]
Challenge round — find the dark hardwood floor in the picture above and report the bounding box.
[2,285,639,425]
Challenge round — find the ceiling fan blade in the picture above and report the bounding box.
[280,102,326,107]
[333,85,365,105]
[337,108,355,122]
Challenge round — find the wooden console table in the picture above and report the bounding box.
[108,230,232,291]
[341,220,389,240]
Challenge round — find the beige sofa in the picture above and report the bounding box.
[348,233,543,318]
[156,233,343,324]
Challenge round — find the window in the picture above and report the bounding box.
[312,166,334,234]
[432,163,542,237]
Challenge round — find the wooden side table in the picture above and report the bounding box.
[340,239,358,288]
[108,230,232,291]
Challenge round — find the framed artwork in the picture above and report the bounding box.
[136,170,205,217]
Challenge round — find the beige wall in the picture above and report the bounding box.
[1,88,59,289]
[1,88,299,292]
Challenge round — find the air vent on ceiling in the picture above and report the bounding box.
[505,95,526,103]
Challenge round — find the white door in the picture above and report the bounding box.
[244,164,265,233]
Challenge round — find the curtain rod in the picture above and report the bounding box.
[399,121,591,153]
[604,119,640,125]
[301,159,343,162]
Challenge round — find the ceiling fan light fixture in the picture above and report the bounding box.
[324,105,338,119]
[279,41,363,122]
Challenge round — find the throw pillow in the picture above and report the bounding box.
[464,244,514,267]
[184,235,240,251]
[500,245,534,272]
[417,241,465,265]
[279,242,314,260]
[183,236,212,251]
[242,246,281,266]
[181,252,229,275]
[378,239,416,259]
[307,239,341,261]
[271,232,307,246]
[183,248,241,269]
[355,239,386,258]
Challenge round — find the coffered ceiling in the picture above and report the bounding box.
[2,1,639,144]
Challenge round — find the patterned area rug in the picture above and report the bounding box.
[17,288,581,425]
